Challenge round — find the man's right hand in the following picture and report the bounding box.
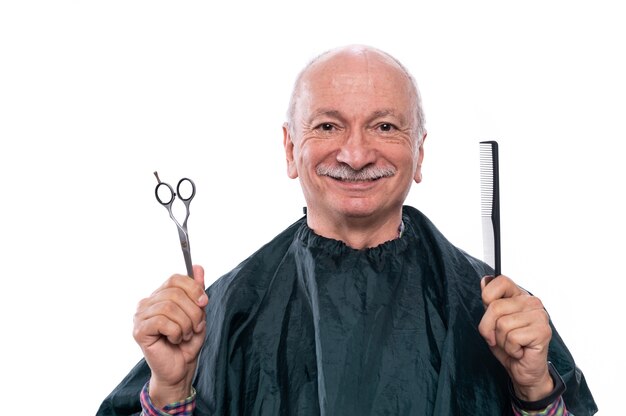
[133,264,208,408]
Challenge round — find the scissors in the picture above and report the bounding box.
[153,171,196,278]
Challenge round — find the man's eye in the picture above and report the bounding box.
[378,123,395,132]
[317,123,335,131]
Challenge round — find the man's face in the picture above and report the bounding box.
[284,50,425,223]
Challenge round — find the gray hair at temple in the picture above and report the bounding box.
[285,45,426,143]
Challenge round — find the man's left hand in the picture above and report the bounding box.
[478,275,554,402]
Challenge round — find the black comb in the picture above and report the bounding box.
[480,140,501,276]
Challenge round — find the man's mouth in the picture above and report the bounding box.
[316,164,396,182]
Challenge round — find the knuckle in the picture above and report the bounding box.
[477,319,489,336]
[136,297,150,311]
[504,341,522,357]
[132,319,147,341]
[545,324,553,339]
[498,275,515,290]
[132,325,142,341]
[542,309,551,323]
[499,274,513,285]
[488,299,505,315]
[164,274,186,288]
[161,276,176,290]
[489,299,502,316]
[506,328,522,345]
[535,308,549,323]
[538,312,553,336]
[495,316,511,333]
[527,296,544,309]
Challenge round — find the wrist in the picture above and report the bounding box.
[512,367,553,402]
[510,362,567,411]
[148,377,194,409]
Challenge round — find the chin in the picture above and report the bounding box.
[332,199,391,219]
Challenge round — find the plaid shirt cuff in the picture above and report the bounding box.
[512,396,568,416]
[140,381,196,416]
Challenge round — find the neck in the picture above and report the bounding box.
[306,208,404,249]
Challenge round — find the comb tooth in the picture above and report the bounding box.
[479,143,495,218]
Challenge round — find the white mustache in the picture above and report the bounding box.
[316,164,396,181]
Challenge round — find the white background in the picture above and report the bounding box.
[1,1,623,414]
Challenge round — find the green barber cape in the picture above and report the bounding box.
[98,206,597,415]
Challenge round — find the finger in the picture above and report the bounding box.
[134,314,186,346]
[185,317,207,353]
[481,274,526,306]
[192,265,208,307]
[193,264,205,288]
[479,295,528,345]
[139,300,198,341]
[498,318,552,360]
[154,274,208,308]
[480,275,496,309]
[480,275,495,290]
[479,295,545,347]
[140,287,206,331]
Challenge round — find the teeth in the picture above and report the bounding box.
[336,177,378,182]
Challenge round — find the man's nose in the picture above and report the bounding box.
[336,129,376,170]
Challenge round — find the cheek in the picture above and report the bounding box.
[298,141,336,170]
[292,144,320,186]
[384,146,418,170]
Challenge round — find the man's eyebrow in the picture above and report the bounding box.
[307,109,344,122]
[369,109,407,123]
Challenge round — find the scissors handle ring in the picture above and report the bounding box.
[177,178,196,202]
[155,182,176,206]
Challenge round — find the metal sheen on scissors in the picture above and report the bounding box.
[153,171,196,278]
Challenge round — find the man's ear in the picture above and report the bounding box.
[283,123,299,179]
[414,131,427,183]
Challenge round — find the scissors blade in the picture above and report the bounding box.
[176,226,194,278]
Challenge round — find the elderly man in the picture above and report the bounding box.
[98,45,596,415]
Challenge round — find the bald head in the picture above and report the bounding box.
[286,45,426,141]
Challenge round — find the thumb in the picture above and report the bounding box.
[481,275,495,291]
[193,264,205,289]
[480,275,496,309]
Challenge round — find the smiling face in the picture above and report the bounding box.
[284,47,425,235]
